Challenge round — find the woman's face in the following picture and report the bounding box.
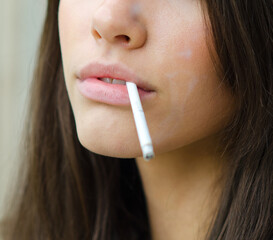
[58,0,234,158]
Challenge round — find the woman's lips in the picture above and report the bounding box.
[77,62,157,92]
[76,78,156,106]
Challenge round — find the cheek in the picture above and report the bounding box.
[58,1,95,66]
[152,78,234,154]
[58,1,94,104]
[58,2,74,50]
[148,14,234,151]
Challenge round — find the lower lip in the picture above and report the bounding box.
[77,78,156,106]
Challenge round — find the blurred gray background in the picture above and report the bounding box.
[0,0,46,226]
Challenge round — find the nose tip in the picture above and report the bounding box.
[91,3,147,49]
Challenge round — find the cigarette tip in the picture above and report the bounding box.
[142,145,155,161]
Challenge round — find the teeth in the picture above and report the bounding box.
[100,77,113,83]
[112,79,126,85]
[100,78,126,85]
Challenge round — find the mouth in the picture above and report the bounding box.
[76,77,156,106]
[77,62,156,92]
[97,77,153,92]
[99,77,126,85]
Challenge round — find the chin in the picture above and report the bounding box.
[77,132,143,159]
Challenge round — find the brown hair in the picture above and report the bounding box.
[1,0,272,239]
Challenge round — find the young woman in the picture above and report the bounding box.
[1,0,272,239]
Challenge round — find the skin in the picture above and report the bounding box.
[58,0,235,239]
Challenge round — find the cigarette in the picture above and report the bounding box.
[126,82,154,161]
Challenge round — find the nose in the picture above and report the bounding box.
[91,1,147,49]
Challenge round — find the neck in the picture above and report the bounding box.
[136,135,225,240]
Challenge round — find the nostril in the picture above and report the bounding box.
[92,29,102,39]
[115,35,130,43]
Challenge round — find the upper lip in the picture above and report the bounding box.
[76,62,156,91]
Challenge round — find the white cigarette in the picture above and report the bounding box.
[126,82,154,161]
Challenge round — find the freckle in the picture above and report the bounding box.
[185,77,199,99]
[188,77,198,92]
[130,3,142,18]
[165,72,178,79]
[178,49,192,59]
